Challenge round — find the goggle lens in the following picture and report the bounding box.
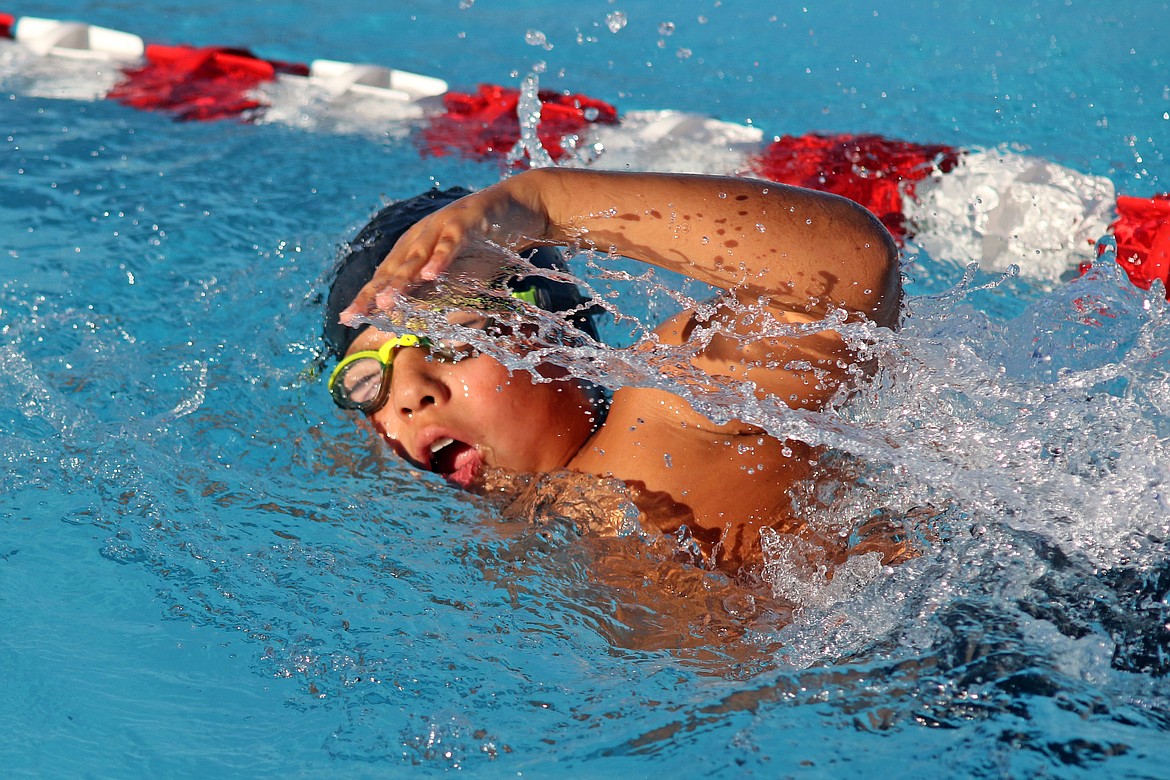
[328,334,429,413]
[333,359,384,407]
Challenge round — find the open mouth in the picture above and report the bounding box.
[428,437,481,487]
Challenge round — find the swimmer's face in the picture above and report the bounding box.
[343,327,599,489]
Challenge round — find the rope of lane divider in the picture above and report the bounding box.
[0,12,614,153]
[3,11,1166,294]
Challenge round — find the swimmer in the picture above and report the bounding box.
[327,169,901,572]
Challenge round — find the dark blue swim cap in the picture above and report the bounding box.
[323,187,600,357]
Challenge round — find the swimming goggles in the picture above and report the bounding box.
[328,334,460,413]
[328,287,539,413]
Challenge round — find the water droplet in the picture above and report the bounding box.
[658,21,676,36]
[525,29,553,50]
[606,11,627,33]
[100,531,146,565]
[62,504,101,526]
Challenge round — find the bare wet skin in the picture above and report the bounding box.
[470,467,792,659]
[471,464,921,657]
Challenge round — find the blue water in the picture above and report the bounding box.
[3,0,1170,777]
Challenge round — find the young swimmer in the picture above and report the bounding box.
[329,169,901,572]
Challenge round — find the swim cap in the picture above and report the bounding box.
[323,187,600,357]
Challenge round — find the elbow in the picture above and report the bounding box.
[842,202,901,329]
[868,227,902,329]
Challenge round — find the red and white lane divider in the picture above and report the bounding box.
[3,12,1166,294]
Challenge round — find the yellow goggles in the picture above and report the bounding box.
[327,288,539,413]
[327,334,444,413]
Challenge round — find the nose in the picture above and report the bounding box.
[380,346,447,421]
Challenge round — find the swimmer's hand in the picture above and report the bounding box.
[340,178,549,324]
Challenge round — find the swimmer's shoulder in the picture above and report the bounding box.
[566,388,795,491]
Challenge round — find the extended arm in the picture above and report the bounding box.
[342,169,900,408]
[534,169,898,327]
[345,169,898,325]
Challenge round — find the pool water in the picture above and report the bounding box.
[3,0,1169,776]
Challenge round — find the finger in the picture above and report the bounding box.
[339,203,476,323]
[345,234,433,314]
[340,279,387,325]
[377,237,455,305]
[340,248,421,324]
[418,228,462,281]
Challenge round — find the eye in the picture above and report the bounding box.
[430,341,477,362]
[340,359,384,404]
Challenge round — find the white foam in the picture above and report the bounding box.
[906,148,1117,281]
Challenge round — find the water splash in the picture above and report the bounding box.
[525,29,553,51]
[505,71,556,170]
[365,234,1170,686]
